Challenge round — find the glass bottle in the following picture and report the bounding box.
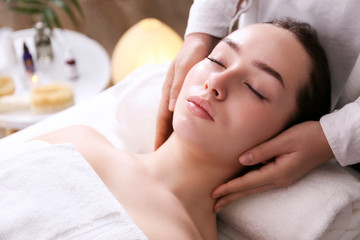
[64,49,78,80]
[23,42,35,74]
[34,21,54,63]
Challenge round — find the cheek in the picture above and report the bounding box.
[225,109,269,153]
[182,60,211,87]
[222,101,289,153]
[172,64,211,144]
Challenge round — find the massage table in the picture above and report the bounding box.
[1,63,360,240]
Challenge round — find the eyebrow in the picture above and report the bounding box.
[222,38,285,89]
[252,61,285,89]
[222,38,241,52]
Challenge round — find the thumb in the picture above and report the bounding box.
[169,68,187,112]
[162,62,176,112]
[239,132,289,166]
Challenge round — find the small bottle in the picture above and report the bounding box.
[34,21,54,63]
[64,49,78,80]
[23,42,35,74]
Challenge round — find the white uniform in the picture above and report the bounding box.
[185,0,360,166]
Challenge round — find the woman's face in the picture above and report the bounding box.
[173,24,312,162]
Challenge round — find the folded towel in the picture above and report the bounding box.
[0,140,148,240]
[217,161,360,240]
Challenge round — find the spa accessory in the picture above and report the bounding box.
[64,49,78,80]
[0,83,74,114]
[31,83,74,113]
[0,75,15,97]
[0,95,30,113]
[22,42,35,74]
[34,21,54,63]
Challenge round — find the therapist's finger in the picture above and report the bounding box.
[212,163,277,198]
[214,183,275,213]
[239,129,293,166]
[168,33,219,111]
[165,62,177,111]
[154,63,175,149]
[168,64,187,112]
[154,102,173,149]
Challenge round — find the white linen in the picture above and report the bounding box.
[114,63,166,153]
[185,0,360,167]
[0,140,148,240]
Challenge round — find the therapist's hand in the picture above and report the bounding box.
[212,121,334,212]
[154,33,219,149]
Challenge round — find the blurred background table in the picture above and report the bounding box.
[0,28,110,131]
[0,0,192,138]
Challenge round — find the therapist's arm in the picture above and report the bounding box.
[320,97,360,166]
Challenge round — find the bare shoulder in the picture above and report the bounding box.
[34,125,110,146]
[34,125,118,171]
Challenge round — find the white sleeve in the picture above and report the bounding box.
[320,97,360,166]
[185,0,239,38]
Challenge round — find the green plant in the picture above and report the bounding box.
[5,0,84,29]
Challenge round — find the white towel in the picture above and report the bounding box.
[217,161,360,240]
[0,140,148,240]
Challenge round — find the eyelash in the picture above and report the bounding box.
[206,56,226,68]
[244,83,265,101]
[207,56,265,101]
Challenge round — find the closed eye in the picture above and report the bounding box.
[244,83,265,101]
[206,56,226,69]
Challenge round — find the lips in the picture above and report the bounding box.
[186,96,215,121]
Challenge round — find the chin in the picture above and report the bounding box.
[173,104,245,160]
[174,121,236,160]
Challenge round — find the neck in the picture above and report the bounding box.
[138,133,242,218]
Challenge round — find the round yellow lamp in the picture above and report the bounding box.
[111,18,183,84]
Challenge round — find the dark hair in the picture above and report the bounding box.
[266,18,331,126]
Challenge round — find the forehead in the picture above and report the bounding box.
[226,24,312,91]
[227,24,300,51]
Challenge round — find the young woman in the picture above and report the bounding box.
[29,18,330,239]
[155,0,359,210]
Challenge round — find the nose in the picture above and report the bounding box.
[204,79,227,101]
[204,71,236,101]
[204,62,249,100]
